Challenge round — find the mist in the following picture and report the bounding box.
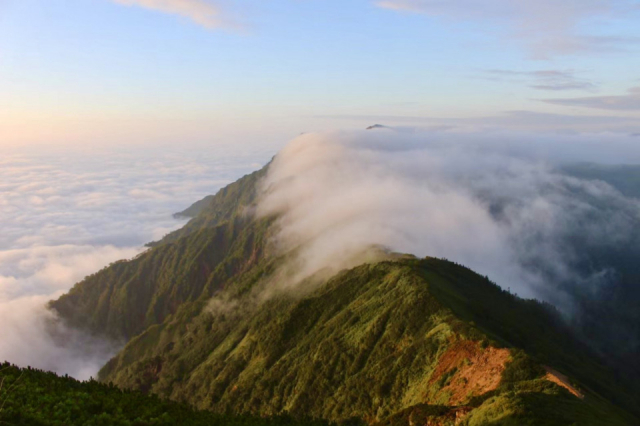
[256,129,640,316]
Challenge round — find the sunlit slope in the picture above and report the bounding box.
[49,167,270,341]
[98,259,638,425]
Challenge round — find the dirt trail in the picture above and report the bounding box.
[544,367,584,399]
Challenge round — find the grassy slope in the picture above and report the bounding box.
[49,167,269,341]
[49,162,640,425]
[98,260,638,425]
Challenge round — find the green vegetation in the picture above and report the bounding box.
[0,363,330,426]
[94,261,636,424]
[49,167,271,341]
[45,162,640,425]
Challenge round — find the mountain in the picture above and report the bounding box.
[366,124,389,130]
[50,167,270,341]
[46,162,640,425]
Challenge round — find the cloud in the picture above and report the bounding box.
[0,246,138,380]
[542,86,640,110]
[257,130,640,309]
[0,245,142,302]
[482,69,598,92]
[112,0,237,30]
[0,296,117,380]
[375,0,638,58]
[0,145,273,378]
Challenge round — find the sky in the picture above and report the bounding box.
[1,0,640,147]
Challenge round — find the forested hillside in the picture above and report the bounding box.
[45,162,640,425]
[96,258,637,425]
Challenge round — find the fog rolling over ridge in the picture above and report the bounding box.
[4,131,640,380]
[257,129,640,353]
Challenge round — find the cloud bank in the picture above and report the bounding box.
[257,130,640,311]
[376,0,638,58]
[0,145,272,379]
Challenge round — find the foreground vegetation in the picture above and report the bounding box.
[0,362,331,426]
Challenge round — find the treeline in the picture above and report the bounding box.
[0,362,333,426]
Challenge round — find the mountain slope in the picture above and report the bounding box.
[49,167,270,341]
[96,258,638,425]
[49,162,640,425]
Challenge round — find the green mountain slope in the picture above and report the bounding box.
[49,167,270,341]
[48,162,640,425]
[97,259,638,425]
[0,362,329,426]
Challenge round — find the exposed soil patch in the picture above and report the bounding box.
[544,367,584,399]
[429,340,511,405]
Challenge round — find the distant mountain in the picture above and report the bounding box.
[45,161,640,425]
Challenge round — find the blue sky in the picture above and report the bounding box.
[1,0,639,146]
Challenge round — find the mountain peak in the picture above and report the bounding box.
[366,124,389,130]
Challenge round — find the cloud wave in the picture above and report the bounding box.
[257,130,640,309]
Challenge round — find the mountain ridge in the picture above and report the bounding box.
[44,161,640,425]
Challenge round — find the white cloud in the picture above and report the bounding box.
[112,0,237,30]
[376,0,638,58]
[0,145,273,378]
[0,294,123,380]
[257,130,640,307]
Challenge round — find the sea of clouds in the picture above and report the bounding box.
[0,143,273,379]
